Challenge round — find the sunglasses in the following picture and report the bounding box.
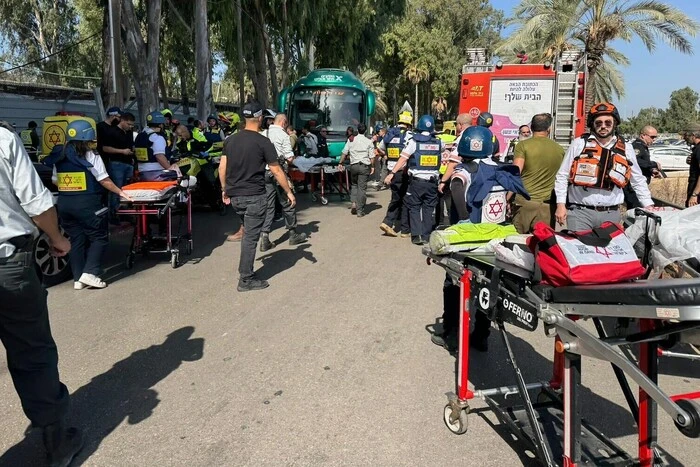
[645,134,658,140]
[594,119,614,128]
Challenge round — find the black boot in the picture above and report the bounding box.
[259,233,273,252]
[43,422,84,467]
[288,230,308,246]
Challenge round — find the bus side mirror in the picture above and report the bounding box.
[366,90,376,116]
[278,87,290,113]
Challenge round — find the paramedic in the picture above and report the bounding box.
[511,113,564,233]
[378,111,413,237]
[384,115,442,245]
[260,112,308,251]
[476,111,500,158]
[220,101,296,292]
[554,102,653,231]
[437,113,470,225]
[431,126,512,352]
[43,119,132,290]
[0,122,84,466]
[134,111,176,181]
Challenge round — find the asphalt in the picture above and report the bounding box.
[0,189,698,466]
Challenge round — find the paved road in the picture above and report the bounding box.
[1,190,698,466]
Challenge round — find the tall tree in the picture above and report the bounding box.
[120,0,162,124]
[663,87,700,133]
[194,0,213,120]
[498,0,699,111]
[0,0,79,85]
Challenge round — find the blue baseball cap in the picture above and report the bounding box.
[106,107,122,117]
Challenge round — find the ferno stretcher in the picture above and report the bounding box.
[117,180,194,269]
[424,248,700,466]
[308,163,351,205]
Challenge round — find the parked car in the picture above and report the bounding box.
[32,162,72,286]
[648,145,691,172]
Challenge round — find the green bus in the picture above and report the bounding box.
[278,69,376,159]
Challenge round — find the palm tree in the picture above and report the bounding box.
[497,0,699,110]
[358,68,389,120]
[404,63,429,124]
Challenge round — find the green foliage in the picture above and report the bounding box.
[377,0,503,116]
[618,87,699,134]
[497,0,699,105]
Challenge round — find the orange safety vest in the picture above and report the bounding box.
[569,135,632,190]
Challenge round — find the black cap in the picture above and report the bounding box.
[242,101,263,119]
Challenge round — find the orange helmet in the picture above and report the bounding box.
[587,102,620,129]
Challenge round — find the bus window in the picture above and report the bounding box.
[291,88,364,134]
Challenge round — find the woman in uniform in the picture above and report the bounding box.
[44,119,132,290]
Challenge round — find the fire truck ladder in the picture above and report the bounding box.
[552,50,585,149]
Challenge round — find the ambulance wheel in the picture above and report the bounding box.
[125,254,135,270]
[321,196,329,205]
[443,404,468,435]
[171,252,179,269]
[675,399,700,438]
[311,193,318,202]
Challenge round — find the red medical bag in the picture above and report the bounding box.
[528,221,646,287]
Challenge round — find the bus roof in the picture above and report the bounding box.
[291,69,367,91]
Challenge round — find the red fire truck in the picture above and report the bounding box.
[457,49,586,153]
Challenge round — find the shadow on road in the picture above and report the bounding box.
[0,327,204,466]
[256,243,317,281]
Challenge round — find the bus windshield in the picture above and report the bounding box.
[290,87,364,134]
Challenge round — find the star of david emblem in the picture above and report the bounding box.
[48,130,62,144]
[488,199,504,217]
[62,175,72,186]
[595,246,611,258]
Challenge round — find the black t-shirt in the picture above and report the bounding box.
[105,126,135,164]
[223,129,278,197]
[687,144,700,198]
[96,120,118,160]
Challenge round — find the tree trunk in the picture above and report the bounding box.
[584,49,604,118]
[414,82,419,126]
[251,29,269,108]
[236,0,245,110]
[195,0,213,120]
[177,59,190,115]
[255,0,278,108]
[121,0,161,126]
[101,2,111,107]
[158,62,169,110]
[281,0,290,89]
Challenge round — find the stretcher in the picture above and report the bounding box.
[117,179,194,269]
[307,163,351,205]
[424,248,700,466]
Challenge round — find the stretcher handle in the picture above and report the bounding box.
[634,208,663,226]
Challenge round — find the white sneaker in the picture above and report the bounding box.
[74,281,85,290]
[78,273,107,289]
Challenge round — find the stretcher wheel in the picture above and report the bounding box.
[675,399,700,438]
[310,193,318,202]
[171,252,179,269]
[443,404,468,435]
[320,196,329,205]
[125,254,135,270]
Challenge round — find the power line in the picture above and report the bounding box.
[0,31,101,75]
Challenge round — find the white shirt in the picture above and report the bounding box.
[554,135,653,207]
[138,128,168,172]
[401,131,443,179]
[378,128,413,170]
[0,127,55,258]
[341,134,374,165]
[266,125,294,161]
[52,150,109,184]
[303,132,318,155]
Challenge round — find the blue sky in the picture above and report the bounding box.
[490,0,700,117]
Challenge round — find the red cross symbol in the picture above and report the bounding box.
[488,199,504,217]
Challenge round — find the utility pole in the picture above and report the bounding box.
[106,0,124,111]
